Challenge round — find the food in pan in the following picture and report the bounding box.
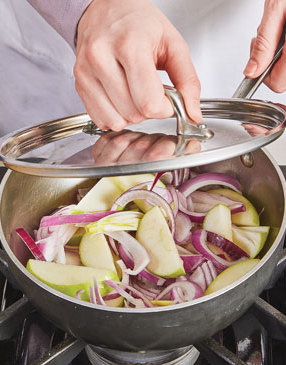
[16,170,269,308]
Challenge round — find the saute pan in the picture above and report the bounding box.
[0,26,286,352]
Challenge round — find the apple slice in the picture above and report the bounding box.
[27,259,118,301]
[136,206,185,278]
[232,226,270,258]
[208,189,259,226]
[79,233,117,272]
[205,258,260,295]
[203,204,232,241]
[76,177,122,212]
[105,296,124,307]
[66,228,85,247]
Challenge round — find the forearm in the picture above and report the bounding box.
[27,0,93,51]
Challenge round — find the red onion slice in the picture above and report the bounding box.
[16,228,46,261]
[192,230,245,271]
[167,185,179,217]
[179,173,242,197]
[118,244,165,286]
[174,212,192,244]
[180,254,205,273]
[129,182,172,204]
[155,281,204,302]
[106,231,149,275]
[105,280,153,308]
[112,189,175,235]
[40,211,118,227]
[150,172,165,191]
[191,191,245,214]
[206,231,249,260]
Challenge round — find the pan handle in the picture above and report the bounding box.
[233,25,286,99]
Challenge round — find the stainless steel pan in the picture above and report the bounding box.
[0,149,285,350]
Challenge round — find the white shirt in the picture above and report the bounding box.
[0,0,285,161]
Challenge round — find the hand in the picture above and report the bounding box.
[244,0,286,92]
[75,0,202,131]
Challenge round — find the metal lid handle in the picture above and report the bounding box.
[164,85,213,141]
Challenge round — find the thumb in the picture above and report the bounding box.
[244,4,285,78]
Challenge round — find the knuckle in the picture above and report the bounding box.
[253,34,272,54]
[85,41,107,69]
[137,99,162,118]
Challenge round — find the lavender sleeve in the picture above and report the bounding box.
[27,0,93,51]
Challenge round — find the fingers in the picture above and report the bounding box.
[264,44,286,92]
[244,1,286,78]
[164,34,202,123]
[74,62,128,131]
[119,43,174,119]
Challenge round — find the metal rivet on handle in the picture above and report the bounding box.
[240,153,254,168]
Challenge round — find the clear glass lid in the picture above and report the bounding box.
[0,87,285,178]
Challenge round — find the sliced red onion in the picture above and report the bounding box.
[171,170,178,187]
[132,282,158,300]
[186,196,194,211]
[150,172,165,191]
[160,172,173,185]
[179,173,242,197]
[180,254,205,273]
[206,260,217,282]
[129,181,172,204]
[37,224,77,263]
[174,212,192,244]
[182,168,191,184]
[107,236,119,256]
[206,231,249,260]
[138,269,166,286]
[190,261,217,291]
[106,231,149,275]
[178,191,188,210]
[16,228,46,261]
[191,191,245,214]
[116,260,130,286]
[178,206,206,224]
[189,266,206,291]
[192,230,245,271]
[118,244,166,286]
[105,280,153,308]
[76,289,84,300]
[155,281,204,302]
[112,189,175,235]
[167,184,179,217]
[89,284,96,304]
[40,211,118,227]
[102,292,121,301]
[93,277,106,305]
[177,245,193,255]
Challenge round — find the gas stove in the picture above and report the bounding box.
[1,166,286,365]
[2,269,286,365]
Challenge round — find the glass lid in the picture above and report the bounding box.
[0,86,285,178]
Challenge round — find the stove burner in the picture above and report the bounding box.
[85,345,200,365]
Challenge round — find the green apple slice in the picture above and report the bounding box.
[208,189,259,226]
[232,226,270,258]
[76,177,122,212]
[66,228,85,247]
[27,259,118,301]
[205,258,260,295]
[136,206,185,278]
[79,233,117,272]
[105,296,124,307]
[203,204,232,241]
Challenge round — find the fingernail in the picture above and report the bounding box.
[244,59,257,77]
